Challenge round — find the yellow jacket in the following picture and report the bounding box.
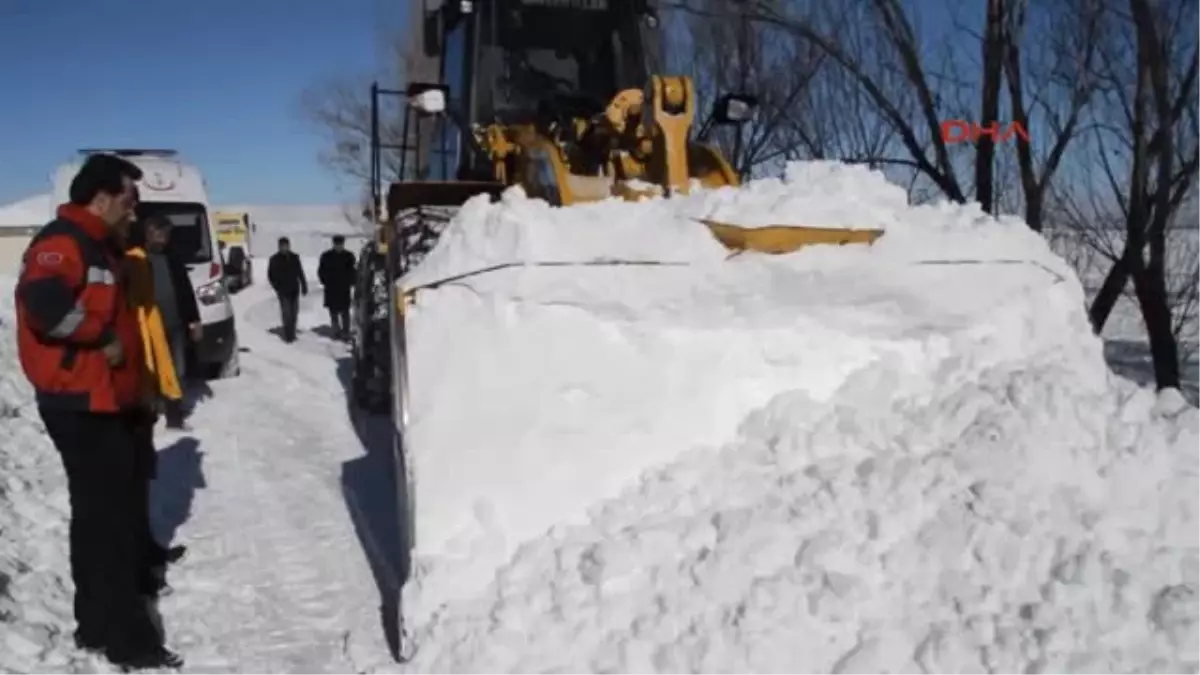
[124,247,183,401]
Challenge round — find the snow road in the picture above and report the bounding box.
[150,286,380,671]
[154,283,414,672]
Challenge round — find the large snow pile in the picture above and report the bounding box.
[0,276,83,672]
[395,161,1199,671]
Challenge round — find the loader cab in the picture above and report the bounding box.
[430,0,660,128]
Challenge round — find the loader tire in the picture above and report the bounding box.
[350,241,394,415]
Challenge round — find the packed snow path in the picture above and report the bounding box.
[140,285,396,672]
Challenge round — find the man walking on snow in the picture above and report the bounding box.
[14,153,184,670]
[267,236,308,342]
[317,234,356,340]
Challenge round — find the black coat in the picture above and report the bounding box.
[117,236,201,375]
[268,251,308,298]
[317,248,356,310]
[166,253,201,328]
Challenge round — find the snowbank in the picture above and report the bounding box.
[0,194,51,227]
[0,275,84,672]
[407,352,1198,673]
[396,161,1198,671]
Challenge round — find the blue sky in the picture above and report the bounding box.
[0,0,394,206]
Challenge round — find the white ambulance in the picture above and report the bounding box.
[51,149,240,379]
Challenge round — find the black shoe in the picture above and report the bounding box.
[147,543,168,566]
[164,545,186,564]
[73,630,105,653]
[147,543,185,566]
[138,572,169,598]
[109,646,184,672]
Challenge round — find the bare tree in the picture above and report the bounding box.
[667,0,829,177]
[1073,0,1199,389]
[743,0,975,202]
[299,1,441,194]
[673,0,1113,227]
[1000,0,1105,231]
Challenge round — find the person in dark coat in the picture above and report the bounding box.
[267,236,308,342]
[130,215,202,428]
[317,234,357,340]
[123,216,190,599]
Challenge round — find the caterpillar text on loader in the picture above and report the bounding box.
[349,0,884,658]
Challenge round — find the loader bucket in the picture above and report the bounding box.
[699,219,884,254]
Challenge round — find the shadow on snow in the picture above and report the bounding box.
[334,355,411,662]
[150,435,206,554]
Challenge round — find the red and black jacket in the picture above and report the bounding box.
[15,204,145,413]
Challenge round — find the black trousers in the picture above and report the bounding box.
[127,414,164,582]
[39,407,161,655]
[328,307,350,335]
[278,294,300,341]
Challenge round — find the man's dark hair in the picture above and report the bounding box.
[68,154,143,206]
[332,235,345,245]
[278,236,290,246]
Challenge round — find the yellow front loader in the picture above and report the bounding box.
[348,0,884,659]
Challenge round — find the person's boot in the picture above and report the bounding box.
[138,569,169,598]
[163,544,186,564]
[146,543,187,568]
[74,629,106,654]
[108,645,184,672]
[164,401,190,431]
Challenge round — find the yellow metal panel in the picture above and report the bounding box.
[700,220,885,254]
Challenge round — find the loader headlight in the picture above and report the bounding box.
[714,93,759,125]
[411,88,447,115]
[197,280,228,306]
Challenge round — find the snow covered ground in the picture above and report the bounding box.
[1,273,395,672]
[0,161,1196,673]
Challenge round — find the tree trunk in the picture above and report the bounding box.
[1023,186,1044,232]
[975,0,1008,214]
[1089,251,1135,333]
[1132,264,1182,390]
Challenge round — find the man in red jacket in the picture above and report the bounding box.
[14,153,183,670]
